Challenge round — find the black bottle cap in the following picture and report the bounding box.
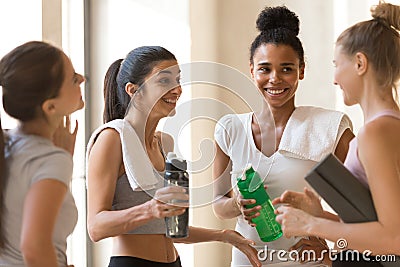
[166,152,187,171]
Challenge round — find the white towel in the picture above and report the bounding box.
[86,119,159,191]
[278,106,351,162]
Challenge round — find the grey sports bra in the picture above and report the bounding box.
[111,134,167,234]
[112,173,166,234]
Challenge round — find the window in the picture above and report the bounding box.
[62,1,87,266]
[0,0,42,129]
[0,1,87,266]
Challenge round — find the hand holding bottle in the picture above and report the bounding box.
[237,165,282,242]
[164,152,190,238]
[235,185,271,227]
[149,186,188,219]
[233,194,258,227]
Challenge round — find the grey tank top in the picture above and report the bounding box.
[112,135,167,234]
[112,172,166,234]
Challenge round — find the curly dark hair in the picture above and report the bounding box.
[250,5,304,66]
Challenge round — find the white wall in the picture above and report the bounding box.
[88,0,190,130]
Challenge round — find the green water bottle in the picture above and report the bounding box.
[237,165,282,242]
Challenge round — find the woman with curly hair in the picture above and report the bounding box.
[212,5,354,266]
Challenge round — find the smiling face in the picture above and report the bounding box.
[250,44,304,110]
[333,45,361,106]
[139,59,182,119]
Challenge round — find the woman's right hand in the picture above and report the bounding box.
[235,194,261,227]
[149,186,189,219]
[272,187,323,217]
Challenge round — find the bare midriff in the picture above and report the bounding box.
[112,234,179,263]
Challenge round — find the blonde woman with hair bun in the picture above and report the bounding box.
[275,2,400,266]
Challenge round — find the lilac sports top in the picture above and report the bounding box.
[344,109,400,188]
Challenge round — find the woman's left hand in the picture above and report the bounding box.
[222,229,261,267]
[275,206,315,238]
[53,116,78,156]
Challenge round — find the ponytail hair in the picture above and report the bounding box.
[103,46,176,123]
[103,59,125,123]
[0,41,65,122]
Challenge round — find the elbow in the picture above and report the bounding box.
[212,196,239,220]
[379,228,400,255]
[88,228,101,242]
[393,235,400,255]
[87,222,104,242]
[20,241,47,265]
[212,202,225,220]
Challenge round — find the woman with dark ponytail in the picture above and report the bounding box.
[86,46,261,267]
[212,6,354,266]
[0,41,84,266]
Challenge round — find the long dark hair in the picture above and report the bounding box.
[250,6,305,67]
[103,46,176,123]
[0,41,65,122]
[0,41,65,248]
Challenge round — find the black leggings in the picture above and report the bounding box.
[108,256,182,267]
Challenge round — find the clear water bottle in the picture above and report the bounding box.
[164,152,189,238]
[237,164,282,242]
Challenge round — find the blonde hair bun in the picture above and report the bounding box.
[371,2,400,31]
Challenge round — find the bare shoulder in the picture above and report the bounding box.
[359,116,400,141]
[358,116,400,155]
[88,128,123,180]
[89,128,122,158]
[94,128,121,145]
[156,131,174,153]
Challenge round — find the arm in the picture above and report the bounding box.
[87,128,139,241]
[276,119,400,255]
[87,129,187,242]
[334,128,354,163]
[20,179,67,267]
[212,143,270,223]
[175,226,261,267]
[212,143,241,219]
